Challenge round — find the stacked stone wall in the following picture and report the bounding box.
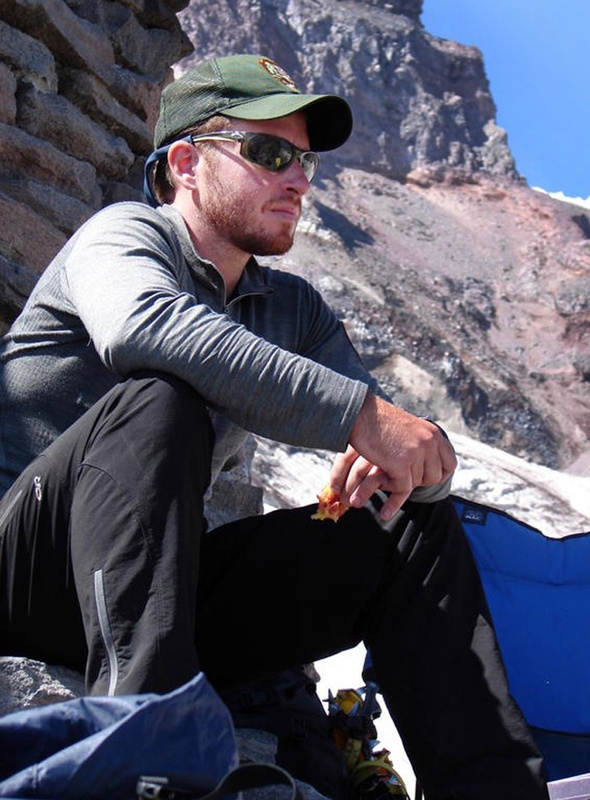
[0,0,193,331]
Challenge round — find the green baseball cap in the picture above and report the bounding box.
[154,54,353,152]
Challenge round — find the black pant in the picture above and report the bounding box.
[0,373,548,799]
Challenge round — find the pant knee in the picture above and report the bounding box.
[123,370,212,432]
[97,370,212,448]
[77,371,214,498]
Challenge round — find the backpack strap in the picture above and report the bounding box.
[200,763,301,799]
[137,763,302,800]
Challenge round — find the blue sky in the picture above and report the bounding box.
[421,1,589,200]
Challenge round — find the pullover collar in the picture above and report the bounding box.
[158,204,274,309]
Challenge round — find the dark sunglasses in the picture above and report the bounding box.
[190,130,320,182]
[143,131,319,208]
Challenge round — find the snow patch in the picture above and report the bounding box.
[533,187,590,210]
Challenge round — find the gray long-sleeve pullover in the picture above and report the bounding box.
[0,202,375,502]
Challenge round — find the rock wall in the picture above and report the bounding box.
[0,0,193,332]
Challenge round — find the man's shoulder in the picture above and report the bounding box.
[71,202,183,254]
[85,201,171,228]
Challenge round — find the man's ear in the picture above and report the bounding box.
[167,140,199,191]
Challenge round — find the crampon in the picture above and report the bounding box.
[328,684,410,799]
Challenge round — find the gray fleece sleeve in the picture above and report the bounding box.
[63,204,367,452]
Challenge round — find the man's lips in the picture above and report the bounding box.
[267,199,301,220]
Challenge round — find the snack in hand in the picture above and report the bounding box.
[311,485,350,523]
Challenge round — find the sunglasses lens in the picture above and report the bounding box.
[243,134,318,181]
[244,134,293,172]
[300,151,319,182]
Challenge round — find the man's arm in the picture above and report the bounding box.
[330,392,458,520]
[294,289,457,517]
[62,204,367,453]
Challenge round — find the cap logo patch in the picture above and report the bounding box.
[258,57,298,91]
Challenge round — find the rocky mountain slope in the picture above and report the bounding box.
[177,0,590,476]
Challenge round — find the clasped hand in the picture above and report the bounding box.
[330,393,457,521]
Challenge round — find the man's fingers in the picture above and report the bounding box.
[348,465,383,509]
[380,488,412,520]
[418,452,442,487]
[331,403,459,517]
[408,423,457,488]
[341,457,378,506]
[440,436,458,476]
[329,445,360,494]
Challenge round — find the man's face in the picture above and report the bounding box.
[194,112,312,258]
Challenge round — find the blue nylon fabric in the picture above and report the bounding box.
[453,497,590,781]
[531,729,590,782]
[0,672,238,799]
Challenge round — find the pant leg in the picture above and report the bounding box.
[365,497,548,800]
[0,453,87,671]
[195,497,548,800]
[0,371,213,696]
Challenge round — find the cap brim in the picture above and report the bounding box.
[223,93,353,152]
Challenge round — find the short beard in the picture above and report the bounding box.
[201,155,298,257]
[230,226,295,257]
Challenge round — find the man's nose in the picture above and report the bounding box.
[283,159,312,195]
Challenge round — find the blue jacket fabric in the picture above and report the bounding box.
[0,672,238,799]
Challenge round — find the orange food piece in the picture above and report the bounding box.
[311,485,350,523]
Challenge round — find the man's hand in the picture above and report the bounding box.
[330,393,457,520]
